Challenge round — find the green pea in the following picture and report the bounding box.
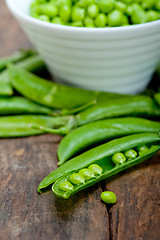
[142,0,155,10]
[147,10,159,22]
[71,6,85,22]
[124,149,137,160]
[69,173,85,185]
[137,145,149,152]
[101,191,117,204]
[78,0,95,8]
[130,3,148,24]
[97,0,115,14]
[38,15,50,22]
[60,4,71,22]
[155,0,160,11]
[95,13,108,27]
[59,181,74,191]
[86,23,95,27]
[42,4,58,18]
[112,152,126,165]
[52,17,65,25]
[71,21,84,27]
[137,145,149,155]
[88,164,103,175]
[122,14,129,25]
[108,10,124,27]
[79,168,95,180]
[87,4,99,18]
[84,16,94,25]
[115,1,127,13]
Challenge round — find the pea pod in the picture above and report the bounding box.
[0,97,57,115]
[0,115,70,138]
[0,82,13,96]
[33,95,160,135]
[0,55,46,83]
[57,117,160,165]
[38,133,160,194]
[0,49,35,72]
[9,65,125,109]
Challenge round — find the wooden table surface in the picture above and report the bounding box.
[0,1,160,240]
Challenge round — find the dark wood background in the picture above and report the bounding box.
[0,1,160,239]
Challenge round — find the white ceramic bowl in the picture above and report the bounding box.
[6,0,160,94]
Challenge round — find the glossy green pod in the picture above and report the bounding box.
[76,95,160,125]
[0,82,13,96]
[38,133,160,193]
[0,115,69,138]
[53,136,160,199]
[57,117,160,165]
[9,65,98,109]
[0,97,56,115]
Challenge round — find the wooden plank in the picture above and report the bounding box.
[0,1,160,239]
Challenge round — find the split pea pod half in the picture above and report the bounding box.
[57,117,160,165]
[0,97,57,115]
[0,49,35,72]
[38,133,160,198]
[33,95,160,136]
[0,82,13,96]
[0,115,70,138]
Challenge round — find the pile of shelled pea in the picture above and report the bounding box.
[30,0,160,27]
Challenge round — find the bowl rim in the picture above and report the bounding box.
[6,0,160,33]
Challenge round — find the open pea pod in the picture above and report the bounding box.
[57,117,160,165]
[38,133,160,194]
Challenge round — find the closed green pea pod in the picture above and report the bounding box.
[57,117,160,165]
[0,97,56,115]
[38,133,160,194]
[9,65,98,109]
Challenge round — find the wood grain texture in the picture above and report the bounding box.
[0,1,160,240]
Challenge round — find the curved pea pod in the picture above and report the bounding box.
[38,133,160,194]
[0,97,57,115]
[0,82,13,96]
[76,95,160,125]
[154,93,160,106]
[9,65,98,109]
[57,117,160,165]
[53,134,160,198]
[0,115,70,138]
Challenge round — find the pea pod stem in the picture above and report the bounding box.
[0,96,58,115]
[38,133,160,193]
